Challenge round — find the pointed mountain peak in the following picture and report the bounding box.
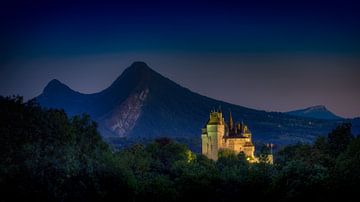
[43,79,75,95]
[126,61,155,74]
[106,62,169,92]
[45,79,66,89]
[119,61,159,79]
[130,61,151,69]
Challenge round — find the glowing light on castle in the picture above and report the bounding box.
[201,110,259,162]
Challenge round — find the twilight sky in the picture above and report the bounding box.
[1,0,359,118]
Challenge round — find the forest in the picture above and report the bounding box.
[1,96,359,202]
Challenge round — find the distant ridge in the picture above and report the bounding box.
[35,62,357,149]
[286,105,343,120]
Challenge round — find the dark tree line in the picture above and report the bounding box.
[0,96,359,202]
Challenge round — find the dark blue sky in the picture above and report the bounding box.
[1,0,360,117]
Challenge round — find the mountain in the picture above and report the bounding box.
[286,105,343,120]
[35,62,356,150]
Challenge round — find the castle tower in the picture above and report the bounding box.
[229,111,233,130]
[201,111,225,160]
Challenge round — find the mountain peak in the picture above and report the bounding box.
[131,61,150,68]
[286,105,343,120]
[105,62,166,92]
[308,105,326,110]
[127,61,154,74]
[122,61,158,78]
[43,79,75,95]
[48,78,62,85]
[44,79,65,90]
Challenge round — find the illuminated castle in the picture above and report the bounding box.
[201,110,258,162]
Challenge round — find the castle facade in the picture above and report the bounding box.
[201,110,258,162]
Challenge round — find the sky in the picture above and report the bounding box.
[1,0,360,118]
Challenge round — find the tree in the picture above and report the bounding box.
[327,123,353,157]
[0,96,117,202]
[333,136,360,199]
[258,144,271,163]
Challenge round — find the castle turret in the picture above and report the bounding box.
[237,123,241,134]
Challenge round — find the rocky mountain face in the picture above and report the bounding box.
[35,62,358,150]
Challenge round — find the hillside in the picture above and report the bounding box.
[36,62,354,149]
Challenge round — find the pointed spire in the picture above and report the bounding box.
[237,123,241,133]
[229,111,233,130]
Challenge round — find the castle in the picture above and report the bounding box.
[201,110,258,162]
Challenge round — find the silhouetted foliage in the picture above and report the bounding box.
[328,123,353,156]
[0,96,358,202]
